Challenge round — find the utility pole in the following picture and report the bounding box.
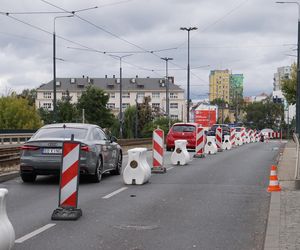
[161,57,173,128]
[180,26,197,122]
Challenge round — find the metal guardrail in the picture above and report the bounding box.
[0,133,34,145]
[0,137,152,170]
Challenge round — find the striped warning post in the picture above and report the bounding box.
[230,128,236,147]
[216,127,223,152]
[194,126,205,158]
[52,140,82,220]
[152,128,166,173]
[241,127,246,144]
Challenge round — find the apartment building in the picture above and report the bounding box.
[209,69,230,103]
[35,76,185,121]
[273,66,291,91]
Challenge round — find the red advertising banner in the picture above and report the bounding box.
[194,110,216,127]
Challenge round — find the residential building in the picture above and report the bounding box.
[209,69,230,103]
[273,66,291,91]
[35,76,185,121]
[229,74,243,104]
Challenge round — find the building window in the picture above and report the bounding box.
[43,92,52,99]
[110,92,115,98]
[42,102,52,110]
[107,103,115,109]
[122,103,130,110]
[169,93,178,99]
[137,92,145,99]
[152,103,160,109]
[170,115,178,120]
[122,92,130,98]
[170,103,178,109]
[152,92,160,98]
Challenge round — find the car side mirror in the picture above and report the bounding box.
[110,136,117,142]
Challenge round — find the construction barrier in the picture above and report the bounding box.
[240,127,245,144]
[205,136,218,154]
[194,126,205,158]
[52,140,82,220]
[230,128,236,147]
[244,131,251,144]
[235,132,243,146]
[171,140,190,165]
[267,165,281,192]
[222,135,232,150]
[0,189,15,250]
[152,128,166,173]
[216,127,223,152]
[123,148,151,185]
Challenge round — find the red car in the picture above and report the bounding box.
[166,123,200,151]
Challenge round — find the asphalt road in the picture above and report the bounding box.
[1,141,281,250]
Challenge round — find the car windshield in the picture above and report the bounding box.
[173,125,195,132]
[32,127,88,140]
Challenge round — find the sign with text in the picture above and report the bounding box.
[194,110,216,127]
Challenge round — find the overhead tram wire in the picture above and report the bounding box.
[0,13,165,78]
[175,0,250,49]
[40,0,208,83]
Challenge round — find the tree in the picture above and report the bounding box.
[137,96,153,137]
[0,95,42,129]
[17,89,37,106]
[56,90,79,123]
[244,98,284,130]
[37,108,53,125]
[141,117,180,138]
[123,106,136,139]
[282,63,297,105]
[77,86,115,128]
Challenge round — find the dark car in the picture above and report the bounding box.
[20,123,122,183]
[207,124,230,137]
[166,123,200,151]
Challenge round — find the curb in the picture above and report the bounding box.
[0,171,19,183]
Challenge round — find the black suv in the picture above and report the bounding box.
[207,124,230,137]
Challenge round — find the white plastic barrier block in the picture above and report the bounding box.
[222,135,232,150]
[244,132,251,144]
[204,136,218,155]
[235,132,243,146]
[0,189,15,250]
[123,148,151,185]
[171,140,190,165]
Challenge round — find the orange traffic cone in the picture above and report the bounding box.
[267,165,281,192]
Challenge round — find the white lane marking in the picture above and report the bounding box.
[166,167,174,171]
[102,187,128,199]
[15,223,56,243]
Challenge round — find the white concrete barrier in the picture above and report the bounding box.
[0,189,15,250]
[171,140,190,165]
[204,136,218,155]
[123,148,151,185]
[222,135,232,150]
[235,132,243,146]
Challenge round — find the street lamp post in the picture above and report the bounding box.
[180,26,197,122]
[276,1,300,134]
[110,54,133,138]
[53,15,73,122]
[161,57,173,128]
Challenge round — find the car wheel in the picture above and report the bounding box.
[111,151,122,175]
[166,146,171,151]
[21,173,36,183]
[91,157,103,183]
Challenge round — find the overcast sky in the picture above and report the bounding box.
[0,0,297,99]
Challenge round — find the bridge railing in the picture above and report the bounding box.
[0,133,34,145]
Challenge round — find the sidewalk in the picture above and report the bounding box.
[264,140,300,249]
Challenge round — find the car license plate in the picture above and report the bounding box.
[42,148,62,154]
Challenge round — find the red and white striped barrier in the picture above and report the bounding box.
[194,126,205,158]
[241,127,246,144]
[152,128,166,173]
[216,127,223,152]
[230,128,236,147]
[52,140,82,220]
